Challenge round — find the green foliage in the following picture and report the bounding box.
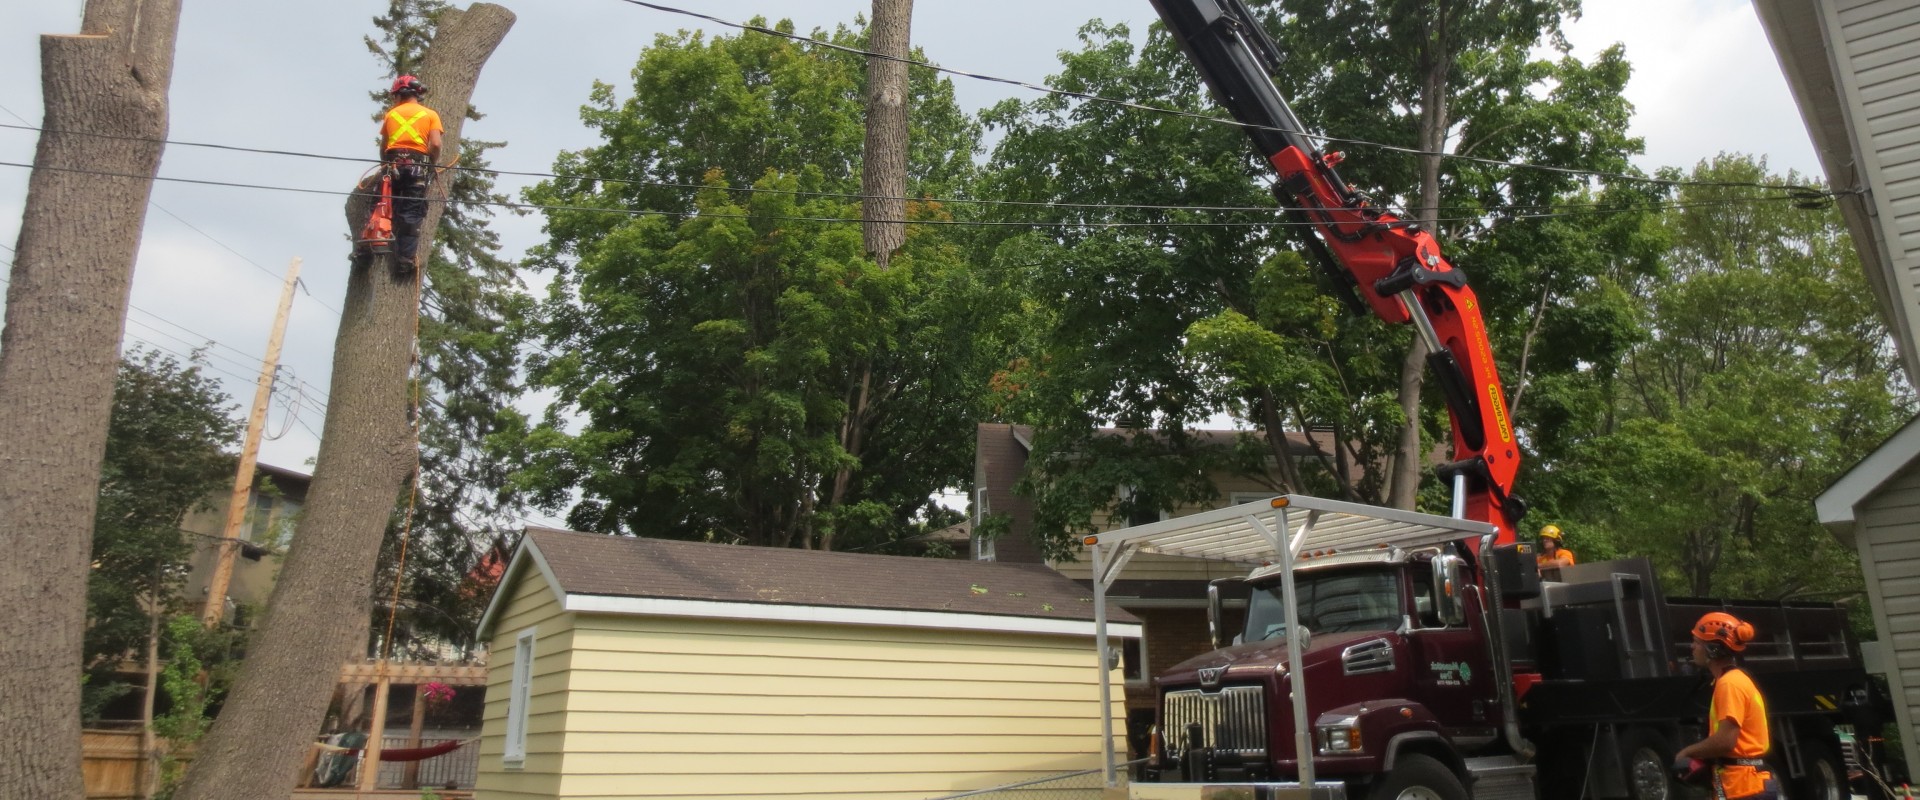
[1533,155,1912,600]
[153,615,242,800]
[85,349,238,716]
[975,9,1639,554]
[508,19,991,549]
[365,0,530,656]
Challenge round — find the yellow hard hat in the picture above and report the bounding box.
[1538,524,1563,541]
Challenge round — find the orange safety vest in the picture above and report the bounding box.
[382,101,442,154]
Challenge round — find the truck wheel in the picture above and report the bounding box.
[1790,740,1846,800]
[1619,728,1681,800]
[1368,753,1468,800]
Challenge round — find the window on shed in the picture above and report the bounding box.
[504,627,535,766]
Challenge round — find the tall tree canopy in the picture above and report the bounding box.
[508,20,990,550]
[83,350,239,714]
[1532,155,1912,601]
[974,12,1643,557]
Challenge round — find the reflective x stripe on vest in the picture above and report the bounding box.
[386,108,429,151]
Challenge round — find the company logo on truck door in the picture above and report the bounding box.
[1430,661,1472,685]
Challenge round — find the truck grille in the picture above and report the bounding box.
[1163,685,1267,756]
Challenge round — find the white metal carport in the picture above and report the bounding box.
[1084,493,1496,791]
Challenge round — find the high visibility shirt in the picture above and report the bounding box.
[381,100,443,154]
[1537,547,1575,568]
[1709,667,1773,798]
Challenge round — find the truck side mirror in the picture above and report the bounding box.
[1432,555,1467,626]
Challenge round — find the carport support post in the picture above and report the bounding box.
[358,664,392,791]
[1093,541,1117,787]
[1246,506,1314,787]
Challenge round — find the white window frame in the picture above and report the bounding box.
[503,626,536,767]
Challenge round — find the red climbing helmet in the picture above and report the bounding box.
[1691,611,1755,653]
[390,75,427,97]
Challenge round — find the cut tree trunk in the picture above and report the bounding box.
[860,0,912,268]
[169,7,514,800]
[825,0,912,550]
[0,2,183,798]
[1387,23,1453,512]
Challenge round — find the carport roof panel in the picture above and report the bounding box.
[1084,494,1495,565]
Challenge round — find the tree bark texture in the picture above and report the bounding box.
[0,2,182,797]
[860,0,911,268]
[1387,14,1454,512]
[170,7,514,800]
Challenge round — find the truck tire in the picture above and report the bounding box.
[1619,728,1682,800]
[1368,753,1468,800]
[1790,740,1846,800]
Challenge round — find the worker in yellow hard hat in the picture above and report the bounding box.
[1536,524,1575,572]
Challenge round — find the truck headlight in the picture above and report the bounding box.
[1316,715,1362,754]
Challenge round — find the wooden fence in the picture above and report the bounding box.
[83,729,151,800]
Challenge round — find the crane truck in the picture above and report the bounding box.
[1079,2,1905,799]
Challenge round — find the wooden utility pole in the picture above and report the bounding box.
[202,257,303,627]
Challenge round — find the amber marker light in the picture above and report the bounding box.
[1270,497,1290,508]
[1083,536,1100,545]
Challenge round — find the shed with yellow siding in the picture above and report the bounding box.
[473,528,1140,800]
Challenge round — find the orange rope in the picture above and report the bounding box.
[378,168,436,664]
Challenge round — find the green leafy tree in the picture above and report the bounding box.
[365,0,528,654]
[975,14,1642,556]
[1542,155,1912,599]
[508,19,991,550]
[83,349,238,715]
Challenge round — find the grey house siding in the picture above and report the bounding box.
[1826,0,1920,375]
[1853,460,1920,768]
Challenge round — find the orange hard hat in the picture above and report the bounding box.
[1691,611,1755,653]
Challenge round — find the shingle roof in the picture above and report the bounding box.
[525,528,1138,625]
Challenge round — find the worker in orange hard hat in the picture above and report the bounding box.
[377,75,444,272]
[1676,612,1778,800]
[1535,525,1575,572]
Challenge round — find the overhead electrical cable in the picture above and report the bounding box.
[0,160,1821,231]
[0,104,342,318]
[0,118,1835,215]
[608,0,1833,198]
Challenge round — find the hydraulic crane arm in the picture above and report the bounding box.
[1148,0,1525,542]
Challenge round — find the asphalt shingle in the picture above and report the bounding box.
[528,527,1139,625]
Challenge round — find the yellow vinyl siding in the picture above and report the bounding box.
[477,566,577,800]
[558,612,1124,799]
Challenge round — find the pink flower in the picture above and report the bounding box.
[419,682,455,704]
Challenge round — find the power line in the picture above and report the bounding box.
[0,159,1821,231]
[0,120,1833,215]
[0,104,343,318]
[610,0,1832,197]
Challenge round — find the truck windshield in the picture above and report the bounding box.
[1244,570,1401,641]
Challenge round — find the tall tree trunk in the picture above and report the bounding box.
[1388,12,1453,511]
[825,0,911,550]
[171,7,514,799]
[0,2,182,797]
[860,0,911,269]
